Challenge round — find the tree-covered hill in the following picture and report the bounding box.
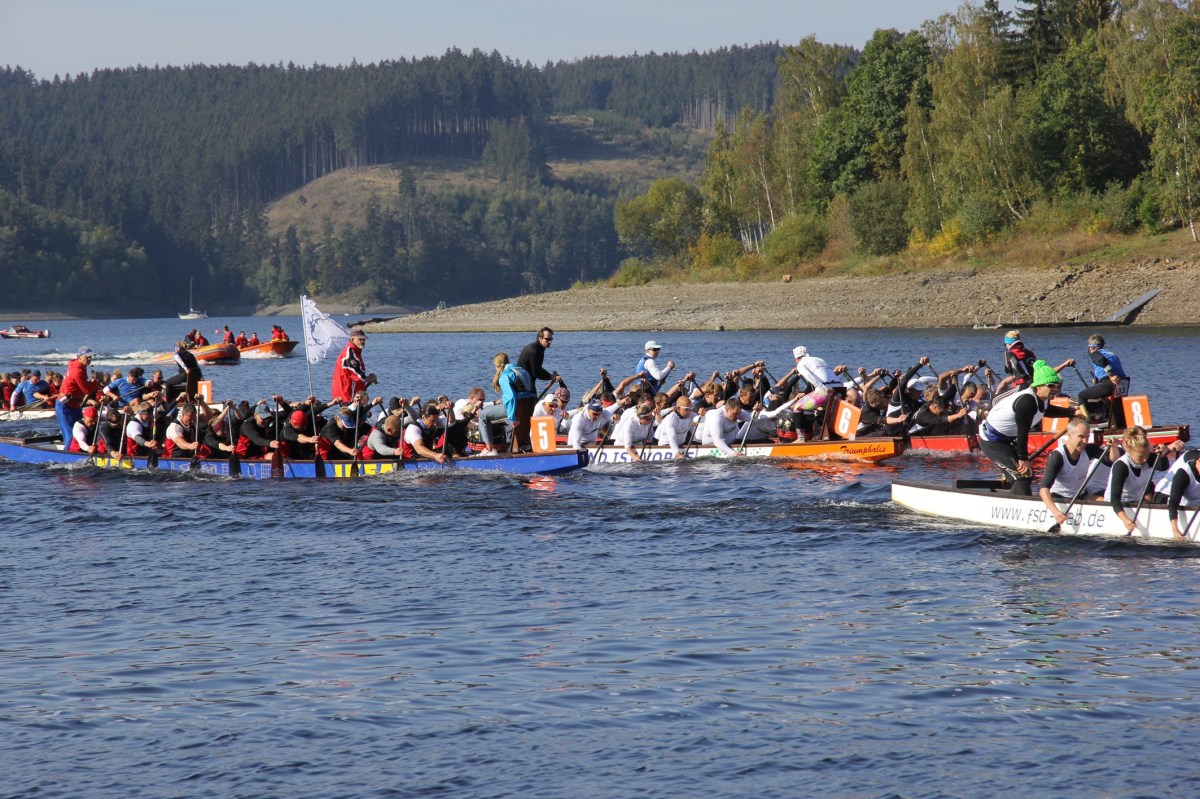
[0,45,777,314]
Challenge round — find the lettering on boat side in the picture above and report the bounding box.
[987,503,1106,527]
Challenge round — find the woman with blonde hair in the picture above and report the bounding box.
[1106,425,1185,534]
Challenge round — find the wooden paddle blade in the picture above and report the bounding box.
[314,454,326,479]
[229,452,241,477]
[271,449,283,479]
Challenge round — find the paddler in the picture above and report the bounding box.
[1106,426,1184,534]
[1037,418,1119,526]
[67,405,101,454]
[1153,448,1200,541]
[978,359,1080,495]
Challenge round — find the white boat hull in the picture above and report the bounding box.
[891,479,1196,544]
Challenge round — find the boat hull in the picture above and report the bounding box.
[0,329,50,339]
[891,478,1194,543]
[908,424,1189,453]
[149,343,240,364]
[575,436,904,465]
[0,436,588,478]
[0,408,56,422]
[239,340,298,358]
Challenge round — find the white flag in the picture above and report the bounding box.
[300,295,350,365]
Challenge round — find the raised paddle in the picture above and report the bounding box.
[270,407,284,479]
[1046,456,1105,533]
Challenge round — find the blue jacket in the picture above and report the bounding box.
[1090,347,1127,381]
[499,365,534,420]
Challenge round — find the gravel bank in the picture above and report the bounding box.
[367,257,1199,333]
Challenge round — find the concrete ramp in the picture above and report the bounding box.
[1105,289,1161,324]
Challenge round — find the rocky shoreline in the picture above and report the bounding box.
[366,257,1199,333]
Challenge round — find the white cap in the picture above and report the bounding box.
[793,345,808,359]
[644,340,663,351]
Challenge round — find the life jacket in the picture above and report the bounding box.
[361,426,401,460]
[1091,347,1128,381]
[1004,342,1036,384]
[1047,441,1106,498]
[635,354,661,395]
[980,388,1039,442]
[401,421,440,459]
[1105,453,1157,505]
[162,421,194,459]
[1154,451,1200,502]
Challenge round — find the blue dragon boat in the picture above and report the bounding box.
[0,435,588,479]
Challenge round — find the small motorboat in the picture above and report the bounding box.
[239,340,299,358]
[0,325,51,339]
[149,343,241,365]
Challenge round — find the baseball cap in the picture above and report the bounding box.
[793,345,808,358]
[77,347,94,358]
[644,340,663,351]
[587,398,604,412]
[289,410,307,427]
[254,402,272,418]
[81,406,97,419]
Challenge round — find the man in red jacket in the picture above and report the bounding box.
[56,347,95,444]
[331,329,376,403]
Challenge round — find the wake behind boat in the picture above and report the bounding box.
[0,434,588,479]
[891,478,1195,544]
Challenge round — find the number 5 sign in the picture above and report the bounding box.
[530,416,558,453]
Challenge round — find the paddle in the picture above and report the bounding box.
[189,404,202,472]
[271,407,284,479]
[736,408,759,455]
[85,405,103,466]
[115,410,129,470]
[641,408,671,460]
[1029,426,1071,463]
[312,410,326,480]
[228,414,241,477]
[349,403,362,478]
[1126,453,1162,536]
[1184,505,1200,541]
[1071,363,1090,390]
[8,397,48,414]
[1046,456,1105,533]
[146,401,160,471]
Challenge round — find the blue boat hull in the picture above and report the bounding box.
[0,437,588,478]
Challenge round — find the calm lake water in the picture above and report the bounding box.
[2,318,1198,798]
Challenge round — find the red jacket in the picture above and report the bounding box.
[58,358,91,408]
[331,342,368,403]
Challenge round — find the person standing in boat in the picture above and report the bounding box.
[1037,418,1119,526]
[164,341,202,404]
[635,340,674,396]
[1076,334,1130,425]
[331,328,376,404]
[55,347,95,444]
[978,360,1080,496]
[1002,330,1038,389]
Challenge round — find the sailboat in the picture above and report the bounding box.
[178,278,207,320]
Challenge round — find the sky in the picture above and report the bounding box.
[1,0,1017,80]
